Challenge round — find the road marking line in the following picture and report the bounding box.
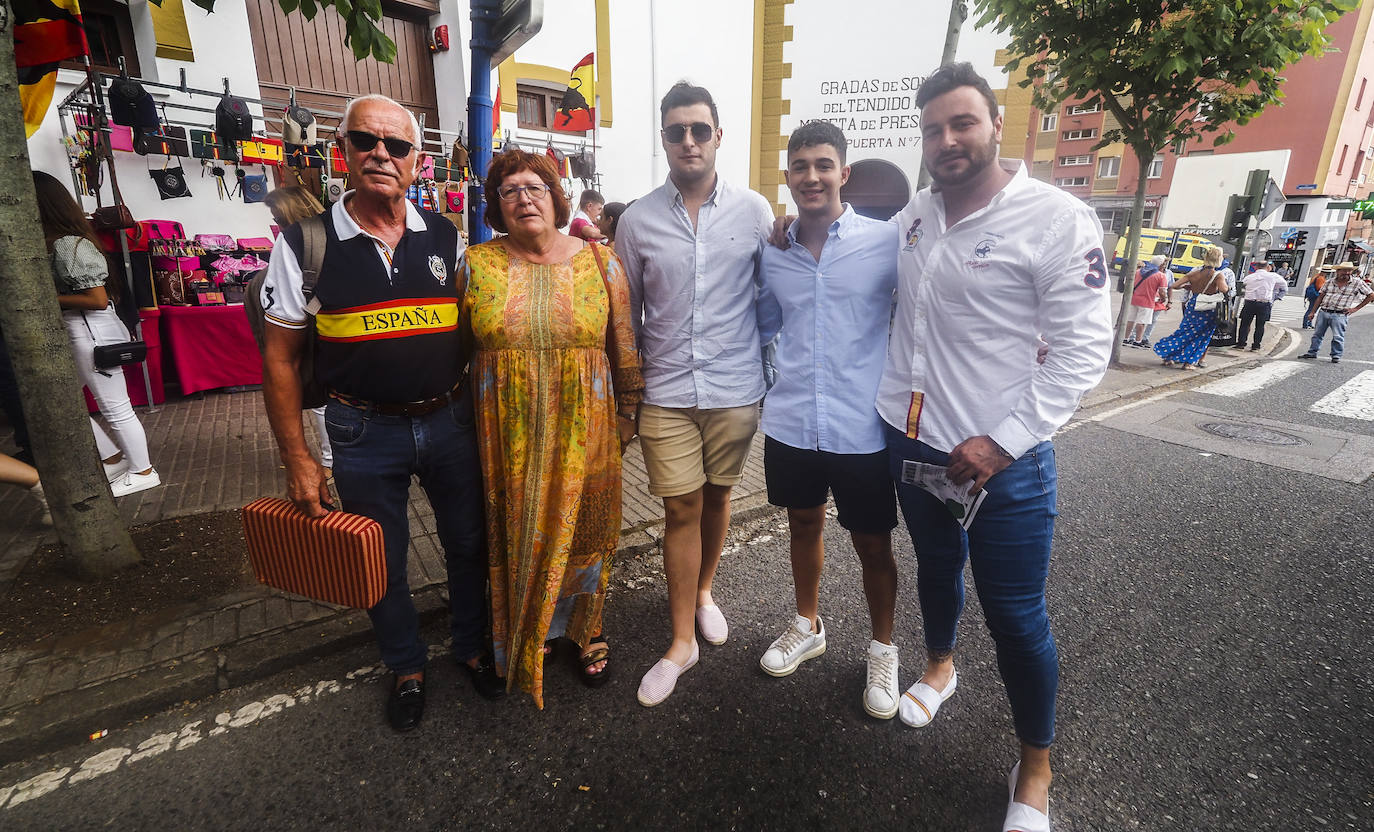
[1196,362,1309,397]
[0,662,389,811]
[1059,390,1178,434]
[1309,371,1374,421]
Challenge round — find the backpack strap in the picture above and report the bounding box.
[300,214,327,314]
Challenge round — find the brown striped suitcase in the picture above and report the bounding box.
[241,497,386,608]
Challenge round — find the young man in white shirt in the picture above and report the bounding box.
[617,82,775,707]
[877,64,1112,830]
[755,121,902,718]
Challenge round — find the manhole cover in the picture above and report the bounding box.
[1197,421,1306,446]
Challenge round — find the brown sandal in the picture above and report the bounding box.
[578,635,611,688]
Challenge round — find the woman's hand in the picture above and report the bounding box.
[616,411,637,450]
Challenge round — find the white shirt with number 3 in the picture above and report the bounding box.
[875,161,1114,459]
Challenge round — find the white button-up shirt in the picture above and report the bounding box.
[758,206,898,454]
[1242,269,1286,302]
[876,161,1113,458]
[617,176,775,409]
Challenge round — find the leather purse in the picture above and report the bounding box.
[93,340,148,370]
[90,204,136,231]
[241,497,386,608]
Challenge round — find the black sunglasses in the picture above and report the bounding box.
[661,122,715,144]
[344,130,415,158]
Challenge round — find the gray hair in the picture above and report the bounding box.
[341,94,422,146]
[1148,254,1166,267]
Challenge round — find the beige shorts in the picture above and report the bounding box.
[638,403,760,498]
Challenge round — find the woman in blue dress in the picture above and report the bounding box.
[1154,245,1228,369]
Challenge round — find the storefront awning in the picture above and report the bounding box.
[1349,239,1374,254]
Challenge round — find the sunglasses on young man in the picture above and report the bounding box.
[661,122,716,144]
[344,130,415,158]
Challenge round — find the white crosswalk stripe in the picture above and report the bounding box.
[1196,362,1310,397]
[1309,371,1374,421]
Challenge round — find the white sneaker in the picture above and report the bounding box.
[760,614,826,677]
[103,460,129,483]
[863,640,900,719]
[29,483,52,526]
[110,468,161,498]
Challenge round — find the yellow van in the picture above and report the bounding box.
[1112,228,1214,275]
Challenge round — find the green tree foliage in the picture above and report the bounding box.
[974,0,1358,363]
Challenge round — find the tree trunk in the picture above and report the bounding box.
[0,6,141,579]
[1109,144,1154,368]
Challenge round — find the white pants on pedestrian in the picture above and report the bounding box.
[63,307,152,472]
[308,405,333,468]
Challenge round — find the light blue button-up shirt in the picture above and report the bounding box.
[617,176,775,409]
[758,206,898,454]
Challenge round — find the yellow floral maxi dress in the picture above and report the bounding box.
[463,242,643,707]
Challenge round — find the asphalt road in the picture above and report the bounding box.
[3,317,1372,831]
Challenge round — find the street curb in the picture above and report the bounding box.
[0,587,447,765]
[0,499,800,763]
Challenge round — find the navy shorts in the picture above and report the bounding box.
[763,436,898,534]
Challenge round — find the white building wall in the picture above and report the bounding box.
[460,0,759,207]
[777,0,1009,213]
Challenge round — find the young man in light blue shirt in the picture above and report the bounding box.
[756,121,902,719]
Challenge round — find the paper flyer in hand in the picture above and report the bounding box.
[899,461,987,531]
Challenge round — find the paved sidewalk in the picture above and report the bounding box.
[0,301,1297,762]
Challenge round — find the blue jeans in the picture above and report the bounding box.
[887,426,1059,748]
[326,391,486,675]
[1306,309,1349,358]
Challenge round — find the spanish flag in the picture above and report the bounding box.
[14,0,90,138]
[492,85,502,151]
[552,53,595,133]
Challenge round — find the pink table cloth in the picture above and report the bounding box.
[159,304,263,394]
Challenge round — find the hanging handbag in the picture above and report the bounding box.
[107,78,159,129]
[281,105,318,145]
[149,163,192,200]
[241,497,386,608]
[243,173,268,203]
[90,204,136,231]
[216,94,254,140]
[134,124,191,157]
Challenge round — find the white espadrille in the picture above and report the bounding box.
[637,641,699,707]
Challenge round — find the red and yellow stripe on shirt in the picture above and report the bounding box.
[316,298,458,342]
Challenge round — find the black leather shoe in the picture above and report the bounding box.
[460,653,507,701]
[386,675,425,732]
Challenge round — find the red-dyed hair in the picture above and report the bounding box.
[483,150,570,234]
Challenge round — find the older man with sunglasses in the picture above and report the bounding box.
[258,94,502,733]
[617,81,775,706]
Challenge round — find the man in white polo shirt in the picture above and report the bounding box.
[878,63,1112,831]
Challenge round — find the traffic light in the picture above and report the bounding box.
[1294,230,1308,248]
[1225,194,1250,245]
[1285,238,1295,251]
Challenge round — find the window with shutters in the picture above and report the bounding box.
[62,0,140,76]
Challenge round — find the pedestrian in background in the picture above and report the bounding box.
[618,82,775,707]
[262,186,332,480]
[569,189,606,241]
[1299,261,1372,363]
[1234,260,1286,352]
[1154,245,1227,370]
[1303,266,1331,329]
[463,150,643,705]
[597,201,627,249]
[1124,255,1169,348]
[31,171,160,498]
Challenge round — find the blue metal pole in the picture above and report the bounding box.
[467,0,497,243]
